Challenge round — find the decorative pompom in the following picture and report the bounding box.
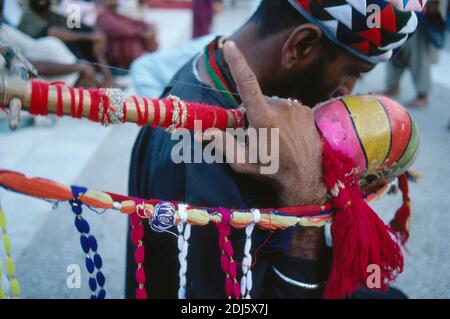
[389,174,411,245]
[321,139,404,299]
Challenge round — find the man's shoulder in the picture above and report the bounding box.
[18,9,47,36]
[163,56,231,108]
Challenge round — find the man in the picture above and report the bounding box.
[125,0,426,299]
[0,23,98,88]
[385,0,448,107]
[18,0,117,87]
[0,0,98,131]
[96,0,158,69]
[126,0,426,299]
[193,0,222,38]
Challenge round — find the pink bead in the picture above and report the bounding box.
[222,226,231,237]
[130,213,140,226]
[131,230,139,245]
[218,236,225,250]
[232,281,241,299]
[223,240,234,257]
[136,267,146,284]
[217,223,230,236]
[228,260,237,278]
[225,277,233,297]
[131,226,144,245]
[220,253,229,273]
[134,245,145,264]
[136,287,148,299]
[135,224,144,240]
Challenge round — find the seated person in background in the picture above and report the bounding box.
[57,0,99,28]
[117,0,147,21]
[17,0,118,87]
[0,0,97,87]
[96,0,158,69]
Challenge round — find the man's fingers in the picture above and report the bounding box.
[8,62,30,130]
[223,41,267,115]
[12,53,37,78]
[8,98,22,130]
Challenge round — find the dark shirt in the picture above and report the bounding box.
[126,56,329,299]
[18,8,68,39]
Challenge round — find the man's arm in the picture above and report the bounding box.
[46,26,95,43]
[30,61,82,76]
[30,60,98,88]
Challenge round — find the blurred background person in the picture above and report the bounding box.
[192,0,222,38]
[385,0,448,108]
[96,0,158,70]
[117,0,147,21]
[57,0,99,27]
[17,0,119,87]
[0,0,100,131]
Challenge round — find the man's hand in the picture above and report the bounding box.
[87,32,107,56]
[201,41,327,206]
[76,63,98,88]
[0,41,38,129]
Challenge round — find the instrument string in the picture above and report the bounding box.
[78,59,243,98]
[0,29,243,98]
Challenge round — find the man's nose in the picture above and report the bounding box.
[333,77,357,97]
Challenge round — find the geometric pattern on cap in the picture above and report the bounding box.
[289,0,427,63]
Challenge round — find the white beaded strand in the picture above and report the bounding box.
[240,208,260,299]
[177,204,191,299]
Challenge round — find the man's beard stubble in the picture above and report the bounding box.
[266,55,335,107]
[31,1,50,13]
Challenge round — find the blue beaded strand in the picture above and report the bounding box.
[70,186,106,299]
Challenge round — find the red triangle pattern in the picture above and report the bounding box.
[357,28,381,47]
[350,41,370,55]
[294,0,312,13]
[381,4,397,33]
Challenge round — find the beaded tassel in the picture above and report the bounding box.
[217,208,240,299]
[70,187,106,299]
[130,211,147,299]
[240,209,260,299]
[0,263,4,299]
[0,204,20,299]
[177,204,191,299]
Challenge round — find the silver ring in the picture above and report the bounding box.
[288,98,301,104]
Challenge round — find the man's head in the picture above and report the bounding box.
[242,0,426,105]
[102,0,119,11]
[30,0,50,13]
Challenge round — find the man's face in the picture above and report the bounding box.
[103,0,119,10]
[269,45,374,106]
[30,0,50,13]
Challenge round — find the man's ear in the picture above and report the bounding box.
[281,24,323,69]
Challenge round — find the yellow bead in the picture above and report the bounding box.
[3,234,11,254]
[0,209,6,231]
[6,257,15,277]
[10,279,20,298]
[0,287,5,299]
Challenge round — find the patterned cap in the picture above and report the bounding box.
[288,0,428,63]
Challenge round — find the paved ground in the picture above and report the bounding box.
[0,2,449,298]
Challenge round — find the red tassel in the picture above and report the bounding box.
[389,174,411,245]
[321,140,404,299]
